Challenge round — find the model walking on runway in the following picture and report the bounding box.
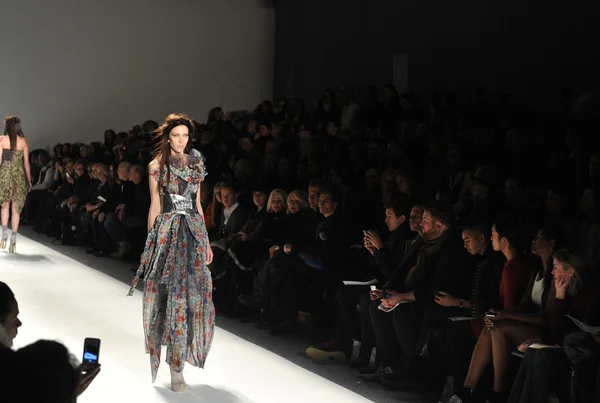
[0,116,32,253]
[129,113,214,392]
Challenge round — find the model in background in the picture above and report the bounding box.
[129,113,214,392]
[0,116,32,253]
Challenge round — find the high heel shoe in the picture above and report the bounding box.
[0,229,7,249]
[170,367,185,393]
[8,239,16,253]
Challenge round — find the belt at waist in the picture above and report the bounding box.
[162,193,198,216]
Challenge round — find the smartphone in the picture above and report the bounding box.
[66,173,70,178]
[370,285,377,291]
[362,230,368,236]
[82,338,101,365]
[485,312,498,318]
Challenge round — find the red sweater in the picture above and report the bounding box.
[472,256,533,336]
[544,281,600,344]
[498,257,534,310]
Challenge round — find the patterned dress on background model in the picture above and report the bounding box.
[0,149,28,211]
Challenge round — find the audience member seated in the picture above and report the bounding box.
[0,282,21,348]
[0,281,100,401]
[450,216,540,402]
[241,187,349,335]
[104,164,150,259]
[210,182,248,247]
[207,182,224,238]
[506,249,600,403]
[23,150,55,222]
[16,84,600,403]
[58,160,95,245]
[86,164,116,251]
[228,185,281,271]
[355,204,425,372]
[305,199,414,363]
[428,220,504,398]
[88,161,134,257]
[365,201,475,388]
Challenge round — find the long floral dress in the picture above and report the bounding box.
[129,149,214,382]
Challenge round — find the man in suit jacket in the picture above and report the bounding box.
[214,182,248,246]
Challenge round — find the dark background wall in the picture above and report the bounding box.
[274,0,599,111]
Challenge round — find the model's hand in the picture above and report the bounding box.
[206,243,214,265]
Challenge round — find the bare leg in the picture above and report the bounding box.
[1,202,9,227]
[0,202,9,248]
[8,203,20,252]
[463,327,493,389]
[490,320,540,392]
[11,203,20,233]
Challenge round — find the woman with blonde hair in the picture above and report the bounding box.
[506,248,600,403]
[229,188,288,270]
[287,190,309,214]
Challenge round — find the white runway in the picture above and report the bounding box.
[0,235,374,403]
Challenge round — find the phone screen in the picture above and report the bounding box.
[83,338,101,365]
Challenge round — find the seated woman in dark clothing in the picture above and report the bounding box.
[228,188,287,270]
[207,182,224,239]
[239,188,344,334]
[237,190,314,307]
[437,226,557,401]
[506,248,600,403]
[267,190,316,256]
[450,216,534,402]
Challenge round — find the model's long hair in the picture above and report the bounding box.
[3,116,24,151]
[152,113,195,187]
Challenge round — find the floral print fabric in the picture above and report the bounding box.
[131,149,214,382]
[0,150,28,212]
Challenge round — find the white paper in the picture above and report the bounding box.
[528,343,562,350]
[378,303,400,312]
[342,279,378,286]
[377,301,412,312]
[566,315,600,335]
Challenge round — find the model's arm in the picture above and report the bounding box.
[147,161,161,232]
[23,140,32,189]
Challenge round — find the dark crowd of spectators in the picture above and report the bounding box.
[15,86,600,402]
